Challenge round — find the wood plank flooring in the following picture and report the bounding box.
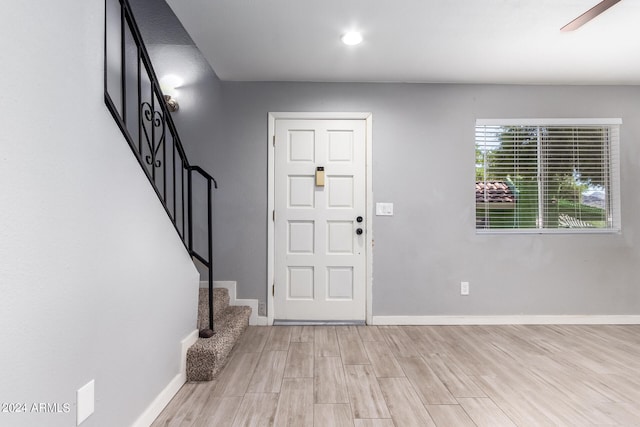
[152,325,640,426]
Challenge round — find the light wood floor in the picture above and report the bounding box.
[152,325,640,426]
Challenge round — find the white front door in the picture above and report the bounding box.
[274,118,367,321]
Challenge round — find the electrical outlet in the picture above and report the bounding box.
[77,380,95,425]
[258,302,266,317]
[460,281,470,296]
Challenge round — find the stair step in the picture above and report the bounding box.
[188,288,251,382]
[198,287,230,330]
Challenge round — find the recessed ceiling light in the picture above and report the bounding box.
[341,31,363,46]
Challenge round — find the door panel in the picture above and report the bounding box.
[274,119,366,321]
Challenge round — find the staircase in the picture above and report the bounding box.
[187,288,252,381]
[104,0,251,382]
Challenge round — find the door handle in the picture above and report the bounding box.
[356,228,363,235]
[356,216,363,223]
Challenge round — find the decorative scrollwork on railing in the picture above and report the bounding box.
[105,0,218,337]
[145,155,162,167]
[141,101,165,168]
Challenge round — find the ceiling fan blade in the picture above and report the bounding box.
[561,0,622,32]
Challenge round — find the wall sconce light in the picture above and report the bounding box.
[164,95,179,112]
[159,74,183,113]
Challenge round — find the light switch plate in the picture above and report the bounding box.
[376,203,394,216]
[77,380,95,425]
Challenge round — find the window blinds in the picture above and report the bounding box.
[475,120,621,233]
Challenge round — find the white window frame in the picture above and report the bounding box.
[475,118,622,234]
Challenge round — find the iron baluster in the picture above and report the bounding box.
[104,0,218,339]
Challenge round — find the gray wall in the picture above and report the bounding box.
[129,0,640,317]
[203,82,640,316]
[0,2,199,426]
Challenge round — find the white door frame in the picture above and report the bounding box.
[267,112,373,325]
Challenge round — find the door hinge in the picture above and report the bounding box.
[273,135,276,147]
[272,283,275,296]
[272,210,275,222]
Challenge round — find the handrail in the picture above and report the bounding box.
[188,165,218,186]
[104,0,216,338]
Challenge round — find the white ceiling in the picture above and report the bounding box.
[165,0,640,85]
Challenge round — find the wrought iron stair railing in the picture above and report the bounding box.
[104,0,216,338]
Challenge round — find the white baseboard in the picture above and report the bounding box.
[131,329,198,427]
[371,315,640,326]
[180,330,199,373]
[200,281,259,326]
[257,316,269,326]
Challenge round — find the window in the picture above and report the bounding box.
[475,119,621,233]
